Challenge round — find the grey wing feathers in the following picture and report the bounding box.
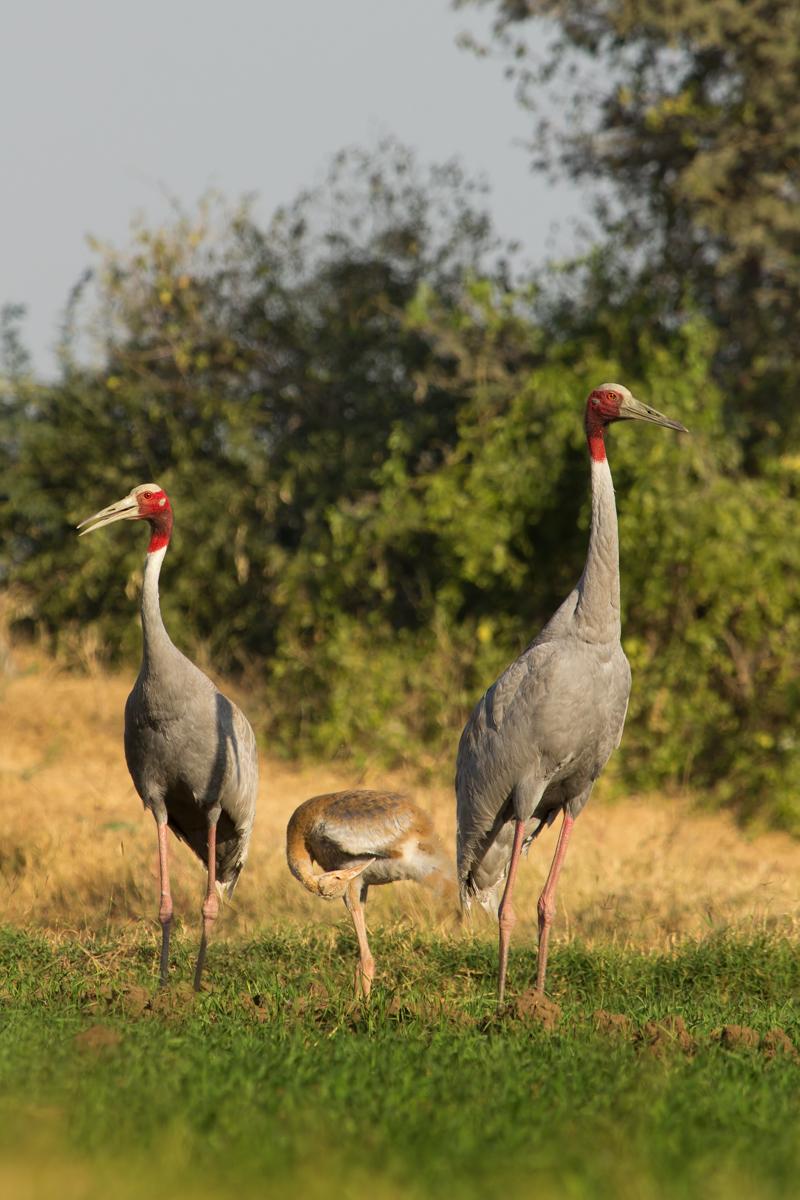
[456,631,632,907]
[456,641,577,904]
[122,607,259,894]
[214,699,258,891]
[157,690,258,892]
[613,662,632,748]
[223,702,259,820]
[482,654,533,732]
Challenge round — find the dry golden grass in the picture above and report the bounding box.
[1,647,798,949]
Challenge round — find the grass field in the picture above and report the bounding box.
[1,650,799,1198]
[1,929,799,1200]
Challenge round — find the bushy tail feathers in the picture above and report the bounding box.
[216,829,252,897]
[216,859,244,900]
[459,818,545,918]
[459,874,504,918]
[167,819,248,901]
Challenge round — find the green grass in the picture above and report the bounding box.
[0,926,798,1199]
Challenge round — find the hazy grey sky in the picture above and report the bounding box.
[2,0,584,376]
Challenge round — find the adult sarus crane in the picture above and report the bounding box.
[456,385,687,1001]
[286,790,448,997]
[78,483,258,990]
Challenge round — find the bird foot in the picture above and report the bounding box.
[354,960,375,1000]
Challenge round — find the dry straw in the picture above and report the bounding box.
[1,650,798,948]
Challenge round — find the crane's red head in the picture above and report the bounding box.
[585,383,688,462]
[77,482,174,553]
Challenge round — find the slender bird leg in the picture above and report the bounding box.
[193,819,220,992]
[156,819,173,987]
[344,879,374,1000]
[535,812,575,994]
[497,818,527,1005]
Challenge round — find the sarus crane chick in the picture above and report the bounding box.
[456,384,687,1002]
[286,790,448,997]
[78,483,258,990]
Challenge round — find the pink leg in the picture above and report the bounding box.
[497,819,527,1004]
[535,812,575,994]
[156,820,173,987]
[344,880,375,1000]
[193,821,220,992]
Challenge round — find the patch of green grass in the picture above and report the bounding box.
[0,926,798,1200]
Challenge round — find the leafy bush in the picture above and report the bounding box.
[2,146,799,828]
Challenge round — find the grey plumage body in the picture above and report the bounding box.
[457,633,630,907]
[126,545,258,892]
[456,448,629,909]
[455,385,687,998]
[78,483,258,987]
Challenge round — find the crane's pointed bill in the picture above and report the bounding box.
[618,395,688,433]
[77,495,139,535]
[315,857,376,899]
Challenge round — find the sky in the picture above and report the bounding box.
[1,0,585,377]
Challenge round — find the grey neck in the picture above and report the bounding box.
[140,546,174,670]
[573,455,621,642]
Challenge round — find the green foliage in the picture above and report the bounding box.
[461,0,800,453]
[3,143,800,826]
[1,927,799,1200]
[3,145,505,668]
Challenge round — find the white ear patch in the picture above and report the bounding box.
[158,498,166,507]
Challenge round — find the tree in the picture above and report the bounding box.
[459,0,800,454]
[4,137,800,826]
[2,141,510,668]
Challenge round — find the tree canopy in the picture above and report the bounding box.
[3,137,800,827]
[460,0,800,454]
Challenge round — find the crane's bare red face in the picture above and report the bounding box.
[587,388,624,423]
[134,487,171,519]
[77,482,174,552]
[583,383,687,462]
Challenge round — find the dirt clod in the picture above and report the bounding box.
[387,996,425,1021]
[118,984,152,1017]
[513,991,561,1031]
[761,1028,798,1061]
[242,993,272,1023]
[289,979,333,1021]
[308,980,329,1004]
[439,1003,477,1029]
[386,995,475,1027]
[718,1024,760,1051]
[638,1014,695,1056]
[82,985,117,1017]
[147,981,196,1019]
[593,1010,634,1038]
[386,994,407,1019]
[75,1024,122,1055]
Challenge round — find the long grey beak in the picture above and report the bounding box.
[77,495,139,536]
[619,395,688,433]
